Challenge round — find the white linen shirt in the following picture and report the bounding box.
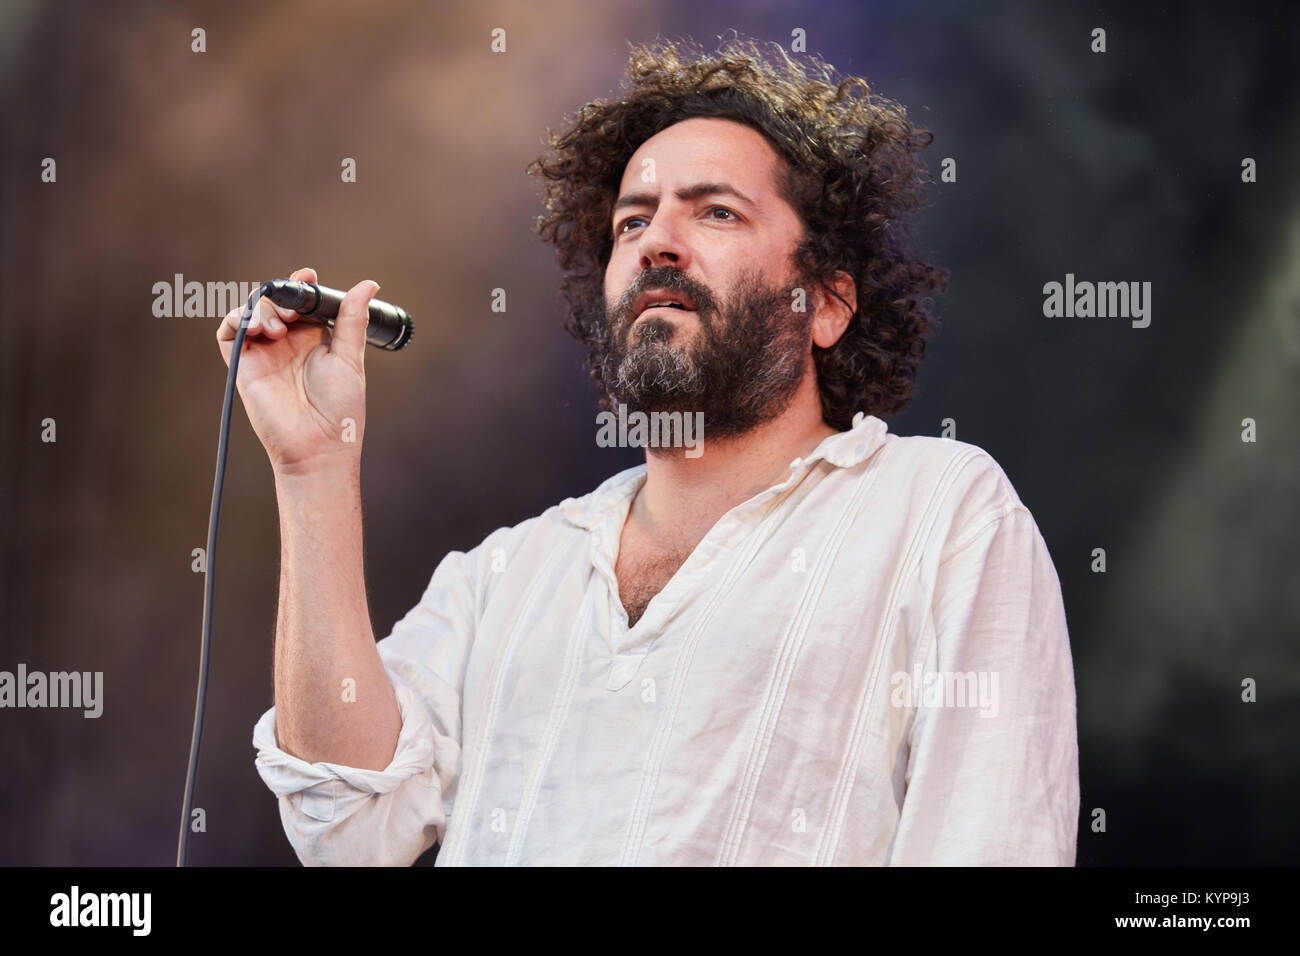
[252,412,1079,865]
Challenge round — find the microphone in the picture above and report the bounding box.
[262,279,414,351]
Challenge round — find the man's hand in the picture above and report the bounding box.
[215,266,379,476]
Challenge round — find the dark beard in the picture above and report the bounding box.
[593,264,812,442]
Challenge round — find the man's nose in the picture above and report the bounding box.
[637,213,690,271]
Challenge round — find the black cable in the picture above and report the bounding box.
[177,282,271,867]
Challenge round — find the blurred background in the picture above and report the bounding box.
[1,0,1297,866]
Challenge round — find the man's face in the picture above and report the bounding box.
[599,117,815,440]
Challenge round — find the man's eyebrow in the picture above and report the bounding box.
[612,182,757,213]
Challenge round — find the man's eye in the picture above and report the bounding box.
[617,216,647,235]
[708,206,736,221]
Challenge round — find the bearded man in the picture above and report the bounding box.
[226,37,1079,866]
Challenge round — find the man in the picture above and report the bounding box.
[220,37,1079,865]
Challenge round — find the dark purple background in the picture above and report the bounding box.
[2,0,1297,865]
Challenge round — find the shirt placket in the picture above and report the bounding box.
[590,474,810,691]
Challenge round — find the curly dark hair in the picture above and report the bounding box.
[527,34,948,430]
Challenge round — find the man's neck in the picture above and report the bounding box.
[629,374,838,547]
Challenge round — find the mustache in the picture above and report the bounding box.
[610,267,716,336]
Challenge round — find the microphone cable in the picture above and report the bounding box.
[177,282,270,867]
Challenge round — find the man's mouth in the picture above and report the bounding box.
[638,304,694,318]
[633,288,698,318]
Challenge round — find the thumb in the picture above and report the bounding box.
[332,279,380,369]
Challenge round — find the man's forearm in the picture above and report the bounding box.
[271,465,401,771]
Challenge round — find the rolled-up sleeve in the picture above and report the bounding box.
[886,505,1080,865]
[252,547,476,866]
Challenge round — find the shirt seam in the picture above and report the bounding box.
[714,455,883,865]
[442,543,568,865]
[937,504,1029,568]
[816,442,985,864]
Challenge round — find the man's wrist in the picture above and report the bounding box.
[272,455,361,486]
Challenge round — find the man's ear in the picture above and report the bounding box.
[811,271,857,349]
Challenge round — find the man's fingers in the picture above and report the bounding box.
[254,296,284,335]
[217,302,260,342]
[216,267,318,342]
[330,279,379,368]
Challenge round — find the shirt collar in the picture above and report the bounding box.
[558,411,890,532]
[796,410,889,470]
